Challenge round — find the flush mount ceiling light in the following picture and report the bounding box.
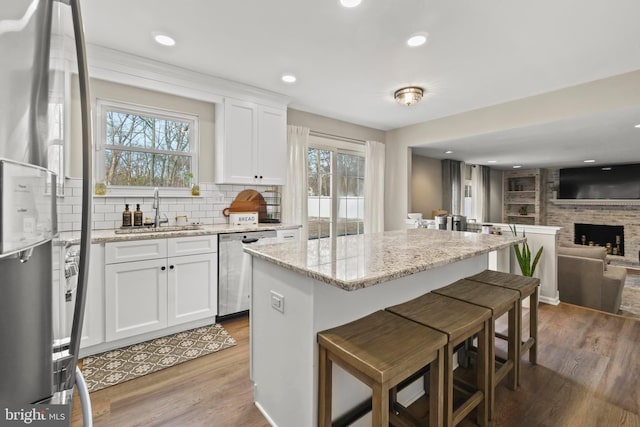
[584,159,596,163]
[340,0,361,7]
[444,150,454,154]
[513,165,522,168]
[487,160,497,164]
[153,32,176,47]
[407,33,428,47]
[635,124,640,128]
[281,74,297,83]
[394,87,424,106]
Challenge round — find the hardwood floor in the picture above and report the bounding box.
[72,304,640,427]
[70,315,269,427]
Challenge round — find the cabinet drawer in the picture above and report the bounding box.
[277,229,300,242]
[105,239,168,264]
[168,235,217,257]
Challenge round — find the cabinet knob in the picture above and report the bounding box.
[259,175,263,179]
[161,266,166,271]
[254,175,258,179]
[169,265,174,270]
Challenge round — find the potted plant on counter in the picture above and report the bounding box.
[510,225,543,277]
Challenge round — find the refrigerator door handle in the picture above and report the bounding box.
[62,0,93,391]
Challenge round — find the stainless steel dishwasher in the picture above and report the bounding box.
[218,230,277,319]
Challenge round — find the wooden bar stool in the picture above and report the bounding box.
[432,279,520,420]
[466,269,540,385]
[317,310,448,427]
[387,293,491,427]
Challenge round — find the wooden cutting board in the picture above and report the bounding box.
[234,189,264,202]
[223,190,267,218]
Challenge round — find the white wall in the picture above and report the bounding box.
[384,70,640,231]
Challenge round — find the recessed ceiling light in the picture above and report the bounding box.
[513,165,522,169]
[407,33,428,47]
[601,167,612,171]
[281,74,297,83]
[444,150,453,154]
[153,33,176,47]
[340,0,361,7]
[584,159,596,163]
[635,124,640,128]
[487,160,497,164]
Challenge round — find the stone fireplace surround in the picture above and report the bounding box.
[544,169,640,266]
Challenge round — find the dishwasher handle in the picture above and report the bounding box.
[242,238,260,244]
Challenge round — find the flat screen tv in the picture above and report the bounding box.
[559,163,640,199]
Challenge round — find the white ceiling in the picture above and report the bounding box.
[79,0,640,168]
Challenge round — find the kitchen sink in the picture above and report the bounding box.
[114,225,204,234]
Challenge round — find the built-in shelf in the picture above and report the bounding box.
[550,199,640,206]
[503,169,545,225]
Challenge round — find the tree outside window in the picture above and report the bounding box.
[97,100,198,189]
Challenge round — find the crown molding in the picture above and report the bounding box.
[84,43,290,108]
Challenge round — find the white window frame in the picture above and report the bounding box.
[94,98,199,197]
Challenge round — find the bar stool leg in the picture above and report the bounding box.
[444,344,455,427]
[318,347,332,427]
[477,321,489,427]
[430,348,445,427]
[508,304,520,390]
[530,290,538,365]
[486,319,496,421]
[371,383,389,426]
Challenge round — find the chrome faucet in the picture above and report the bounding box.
[152,187,168,227]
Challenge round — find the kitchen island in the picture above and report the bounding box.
[244,228,523,427]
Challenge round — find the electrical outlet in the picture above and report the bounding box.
[270,290,284,313]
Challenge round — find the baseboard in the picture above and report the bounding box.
[255,401,278,427]
[539,295,560,305]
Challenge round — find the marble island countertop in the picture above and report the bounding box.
[244,228,524,291]
[61,223,300,245]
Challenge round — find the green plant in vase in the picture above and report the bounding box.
[185,173,200,196]
[509,225,543,277]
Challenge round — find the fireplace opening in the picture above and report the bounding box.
[574,223,624,256]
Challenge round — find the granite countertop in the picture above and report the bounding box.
[60,223,301,245]
[244,228,524,291]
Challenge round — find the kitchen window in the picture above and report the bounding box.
[95,99,198,193]
[307,136,365,239]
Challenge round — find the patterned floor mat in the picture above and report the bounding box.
[81,324,236,392]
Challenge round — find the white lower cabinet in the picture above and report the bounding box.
[104,236,217,342]
[276,228,300,242]
[167,252,217,326]
[80,243,105,348]
[105,258,168,341]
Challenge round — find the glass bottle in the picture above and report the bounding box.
[134,204,143,226]
[122,204,132,227]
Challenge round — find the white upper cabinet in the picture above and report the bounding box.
[215,97,287,185]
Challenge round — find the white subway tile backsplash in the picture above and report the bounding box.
[62,178,278,231]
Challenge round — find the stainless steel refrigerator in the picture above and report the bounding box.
[0,0,93,424]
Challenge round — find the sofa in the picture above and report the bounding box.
[557,245,627,313]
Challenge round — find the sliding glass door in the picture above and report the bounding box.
[307,145,364,240]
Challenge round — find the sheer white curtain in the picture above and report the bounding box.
[364,140,385,233]
[281,125,309,241]
[471,165,485,222]
[458,161,467,216]
[471,165,490,223]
